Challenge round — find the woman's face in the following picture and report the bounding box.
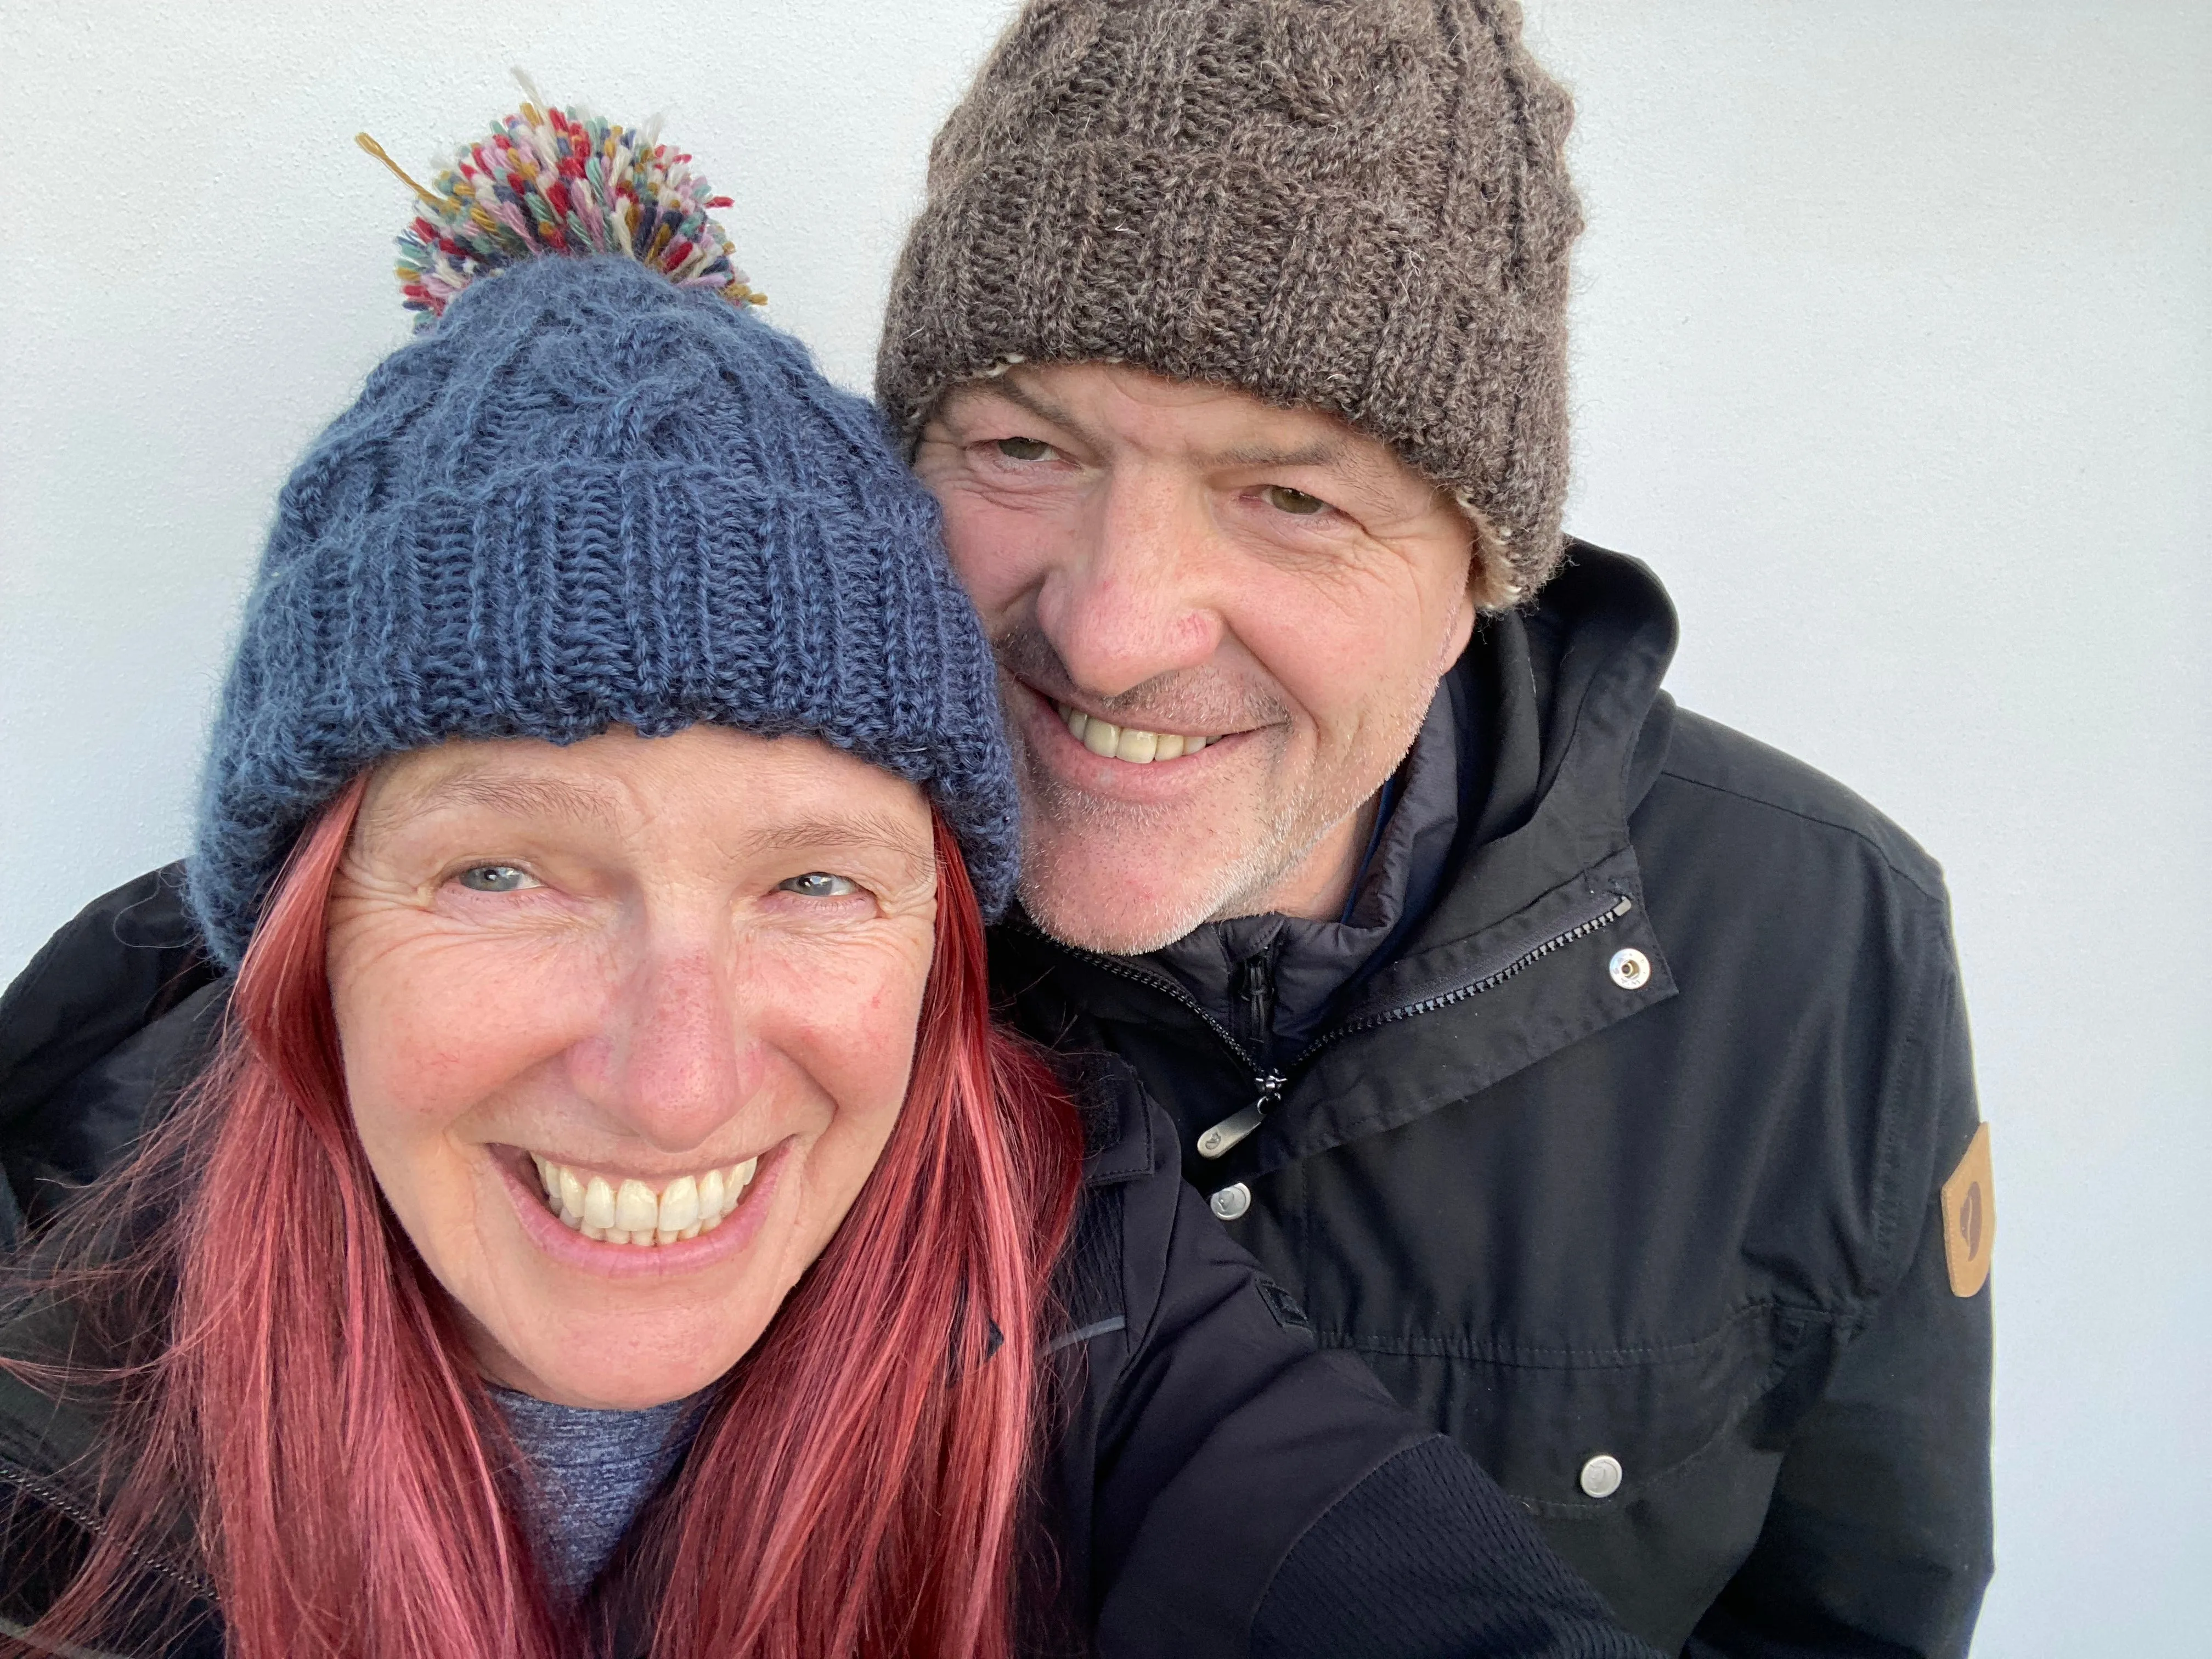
[325,725,939,1410]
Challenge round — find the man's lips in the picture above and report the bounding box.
[1050,698,1224,764]
[1006,680,1259,801]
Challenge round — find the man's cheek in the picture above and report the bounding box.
[941,505,1056,618]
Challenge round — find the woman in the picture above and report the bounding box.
[0,102,1651,1659]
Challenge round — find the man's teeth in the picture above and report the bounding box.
[1058,704,1214,763]
[531,1154,759,1247]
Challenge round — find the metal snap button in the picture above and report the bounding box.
[1607,947,1650,990]
[1210,1182,1252,1221]
[1579,1453,1623,1499]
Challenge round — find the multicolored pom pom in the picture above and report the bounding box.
[360,74,765,317]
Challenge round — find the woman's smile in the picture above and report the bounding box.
[517,1144,763,1245]
[489,1138,793,1282]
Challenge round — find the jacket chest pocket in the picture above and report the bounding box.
[1333,1305,1840,1651]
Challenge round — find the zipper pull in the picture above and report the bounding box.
[1197,1070,1287,1160]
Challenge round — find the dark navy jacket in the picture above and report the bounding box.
[0,543,1990,1655]
[991,545,1994,1655]
[0,969,1654,1657]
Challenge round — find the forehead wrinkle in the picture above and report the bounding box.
[368,769,629,839]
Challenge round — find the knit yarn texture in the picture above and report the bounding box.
[877,0,1583,599]
[190,256,1017,968]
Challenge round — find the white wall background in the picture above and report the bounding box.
[2,2,2204,1650]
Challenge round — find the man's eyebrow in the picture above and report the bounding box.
[731,812,935,869]
[1205,437,1351,471]
[946,377,1099,449]
[951,380,1380,484]
[373,772,626,836]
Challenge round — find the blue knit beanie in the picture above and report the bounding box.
[188,249,1017,968]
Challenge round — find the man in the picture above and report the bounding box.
[877,4,1994,1654]
[1,2,1991,1653]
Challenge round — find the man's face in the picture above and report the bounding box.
[913,363,1479,955]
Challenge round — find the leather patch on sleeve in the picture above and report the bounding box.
[1939,1122,1995,1298]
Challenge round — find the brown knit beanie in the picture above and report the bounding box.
[877,0,1583,603]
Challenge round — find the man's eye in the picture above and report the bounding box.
[1264,484,1329,516]
[456,865,537,893]
[994,437,1054,461]
[777,872,861,899]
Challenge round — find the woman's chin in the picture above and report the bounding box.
[413,1136,843,1410]
[476,1317,756,1412]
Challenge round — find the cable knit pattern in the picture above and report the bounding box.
[877,0,1584,598]
[190,256,1018,967]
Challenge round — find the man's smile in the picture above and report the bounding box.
[1053,699,1223,763]
[1002,676,1271,808]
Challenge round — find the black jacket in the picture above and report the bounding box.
[989,546,1994,1656]
[0,970,1654,1656]
[0,543,1990,1656]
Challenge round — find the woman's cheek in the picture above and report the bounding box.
[337,928,595,1136]
[774,932,931,1111]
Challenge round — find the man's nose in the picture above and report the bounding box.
[573,939,754,1153]
[1036,472,1226,699]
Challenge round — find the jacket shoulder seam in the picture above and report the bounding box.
[1246,1435,1458,1641]
[1651,766,1948,905]
[1864,946,1960,1301]
[0,1452,217,1603]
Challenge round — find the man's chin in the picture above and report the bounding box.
[1015,822,1260,954]
[1012,789,1331,955]
[1016,870,1213,957]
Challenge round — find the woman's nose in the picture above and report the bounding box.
[1039,474,1227,698]
[572,944,755,1152]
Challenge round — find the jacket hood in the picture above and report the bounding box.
[1415,539,1680,954]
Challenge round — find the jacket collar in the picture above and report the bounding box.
[994,542,1686,1167]
[1337,541,1678,1004]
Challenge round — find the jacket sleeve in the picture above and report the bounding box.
[1688,926,1994,1658]
[1086,1115,1660,1659]
[0,864,216,1243]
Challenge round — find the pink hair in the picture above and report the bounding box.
[9,776,1084,1658]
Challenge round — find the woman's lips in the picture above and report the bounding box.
[493,1141,786,1279]
[524,1150,758,1244]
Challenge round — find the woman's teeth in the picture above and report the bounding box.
[1058,704,1216,763]
[530,1155,759,1247]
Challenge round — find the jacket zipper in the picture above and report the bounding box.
[0,1456,215,1604]
[1231,949,1278,1057]
[1018,890,1636,1159]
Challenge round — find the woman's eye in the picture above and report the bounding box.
[1264,484,1330,516]
[455,864,537,893]
[777,872,861,899]
[993,436,1054,461]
